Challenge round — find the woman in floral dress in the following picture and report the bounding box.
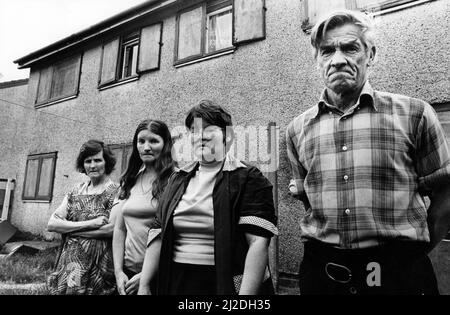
[47,140,119,295]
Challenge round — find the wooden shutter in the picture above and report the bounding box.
[346,0,358,9]
[37,156,54,198]
[50,55,81,99]
[99,38,120,86]
[36,66,53,104]
[138,22,163,73]
[233,0,266,45]
[305,0,347,27]
[176,5,204,61]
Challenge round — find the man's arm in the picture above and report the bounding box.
[427,184,450,251]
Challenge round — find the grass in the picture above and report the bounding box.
[0,248,57,284]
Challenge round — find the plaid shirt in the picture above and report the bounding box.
[286,82,450,249]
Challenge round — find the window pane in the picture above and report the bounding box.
[123,145,133,173]
[50,56,79,99]
[24,159,39,198]
[110,147,124,182]
[178,6,203,60]
[207,8,232,53]
[37,157,54,197]
[37,66,52,103]
[131,45,138,76]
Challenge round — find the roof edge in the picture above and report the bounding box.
[0,79,29,89]
[14,0,171,69]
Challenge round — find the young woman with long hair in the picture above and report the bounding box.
[112,119,175,295]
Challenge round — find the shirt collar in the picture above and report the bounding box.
[315,81,377,117]
[177,154,247,174]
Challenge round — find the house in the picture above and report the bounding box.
[3,0,449,292]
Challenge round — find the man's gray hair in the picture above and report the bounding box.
[310,10,376,59]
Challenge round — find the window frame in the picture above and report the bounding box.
[174,1,235,67]
[301,0,433,32]
[35,54,82,108]
[22,152,57,202]
[98,31,141,89]
[109,143,133,182]
[205,5,234,55]
[118,31,140,80]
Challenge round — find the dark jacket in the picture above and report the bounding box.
[147,156,278,295]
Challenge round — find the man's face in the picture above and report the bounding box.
[317,23,375,95]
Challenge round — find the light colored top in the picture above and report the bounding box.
[173,161,223,266]
[121,175,157,273]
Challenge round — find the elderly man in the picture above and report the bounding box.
[286,10,450,295]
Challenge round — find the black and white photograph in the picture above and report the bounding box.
[0,0,449,302]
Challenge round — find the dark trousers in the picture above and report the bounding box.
[169,262,217,295]
[299,240,439,295]
[167,262,275,295]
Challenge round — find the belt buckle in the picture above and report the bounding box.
[325,262,352,284]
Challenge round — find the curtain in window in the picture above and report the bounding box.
[208,10,232,53]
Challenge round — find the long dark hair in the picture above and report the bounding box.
[119,119,175,201]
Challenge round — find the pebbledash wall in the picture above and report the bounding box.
[2,0,449,284]
[0,79,30,193]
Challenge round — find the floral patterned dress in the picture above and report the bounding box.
[47,180,119,295]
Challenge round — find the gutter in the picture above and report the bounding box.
[14,0,177,69]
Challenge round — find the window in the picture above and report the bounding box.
[109,144,133,183]
[119,32,139,80]
[36,54,82,107]
[206,6,233,54]
[22,152,57,202]
[302,0,426,32]
[99,23,163,88]
[175,0,266,66]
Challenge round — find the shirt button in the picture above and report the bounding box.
[344,175,349,181]
[349,287,357,294]
[342,146,348,151]
[345,209,351,215]
[329,111,333,115]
